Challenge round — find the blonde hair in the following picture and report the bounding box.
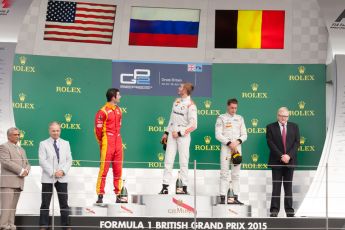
[183,82,194,95]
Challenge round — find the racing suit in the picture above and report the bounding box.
[95,102,123,195]
[215,113,247,196]
[163,96,197,186]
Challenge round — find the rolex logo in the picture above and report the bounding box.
[251,83,259,92]
[18,130,34,147]
[19,93,26,102]
[65,77,73,86]
[204,136,211,145]
[251,154,259,163]
[300,136,306,145]
[204,100,212,109]
[251,118,258,127]
[19,130,25,139]
[298,66,306,74]
[56,77,81,94]
[158,152,164,162]
[65,114,72,123]
[157,116,165,126]
[13,93,35,110]
[298,101,306,110]
[19,56,27,65]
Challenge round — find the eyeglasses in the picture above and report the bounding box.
[278,115,289,118]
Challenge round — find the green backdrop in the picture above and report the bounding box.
[12,54,325,170]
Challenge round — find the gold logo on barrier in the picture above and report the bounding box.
[148,152,165,168]
[19,56,27,65]
[61,113,81,130]
[290,100,315,117]
[298,66,306,74]
[13,56,36,73]
[195,136,220,151]
[148,116,166,132]
[158,152,164,162]
[300,136,306,145]
[298,101,306,110]
[56,77,81,94]
[198,100,221,116]
[251,83,259,92]
[204,100,212,109]
[204,136,211,145]
[65,114,72,123]
[19,130,25,139]
[247,118,266,134]
[19,93,26,102]
[13,93,35,110]
[65,77,73,86]
[289,65,315,81]
[242,83,268,99]
[251,118,258,127]
[298,135,315,152]
[18,129,34,147]
[251,154,259,163]
[157,116,165,126]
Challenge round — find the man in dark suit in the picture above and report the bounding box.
[266,107,300,217]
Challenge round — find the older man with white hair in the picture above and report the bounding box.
[266,107,300,217]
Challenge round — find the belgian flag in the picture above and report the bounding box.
[215,10,285,49]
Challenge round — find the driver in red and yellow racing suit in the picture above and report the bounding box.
[94,88,123,203]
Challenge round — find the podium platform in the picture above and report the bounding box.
[71,194,252,217]
[142,194,212,217]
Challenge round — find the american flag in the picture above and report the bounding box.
[44,1,116,44]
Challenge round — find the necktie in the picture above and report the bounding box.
[282,124,286,154]
[53,140,60,163]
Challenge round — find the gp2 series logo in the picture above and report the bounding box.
[120,69,150,85]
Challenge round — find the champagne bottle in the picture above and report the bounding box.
[227,182,236,204]
[176,171,183,194]
[119,180,128,203]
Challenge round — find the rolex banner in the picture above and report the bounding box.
[12,54,325,170]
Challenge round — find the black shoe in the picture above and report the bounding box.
[96,194,103,204]
[270,213,278,217]
[220,195,225,204]
[159,184,169,194]
[287,213,295,217]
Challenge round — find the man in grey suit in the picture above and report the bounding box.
[39,122,72,230]
[0,127,30,230]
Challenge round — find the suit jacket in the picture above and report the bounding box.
[266,122,300,168]
[0,142,31,190]
[39,137,72,183]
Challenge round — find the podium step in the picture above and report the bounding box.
[212,204,251,217]
[142,194,212,217]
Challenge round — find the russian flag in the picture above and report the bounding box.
[129,7,200,48]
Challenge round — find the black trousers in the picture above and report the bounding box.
[39,182,70,229]
[270,167,294,214]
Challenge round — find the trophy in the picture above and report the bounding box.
[176,171,184,194]
[227,182,236,204]
[118,180,128,203]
